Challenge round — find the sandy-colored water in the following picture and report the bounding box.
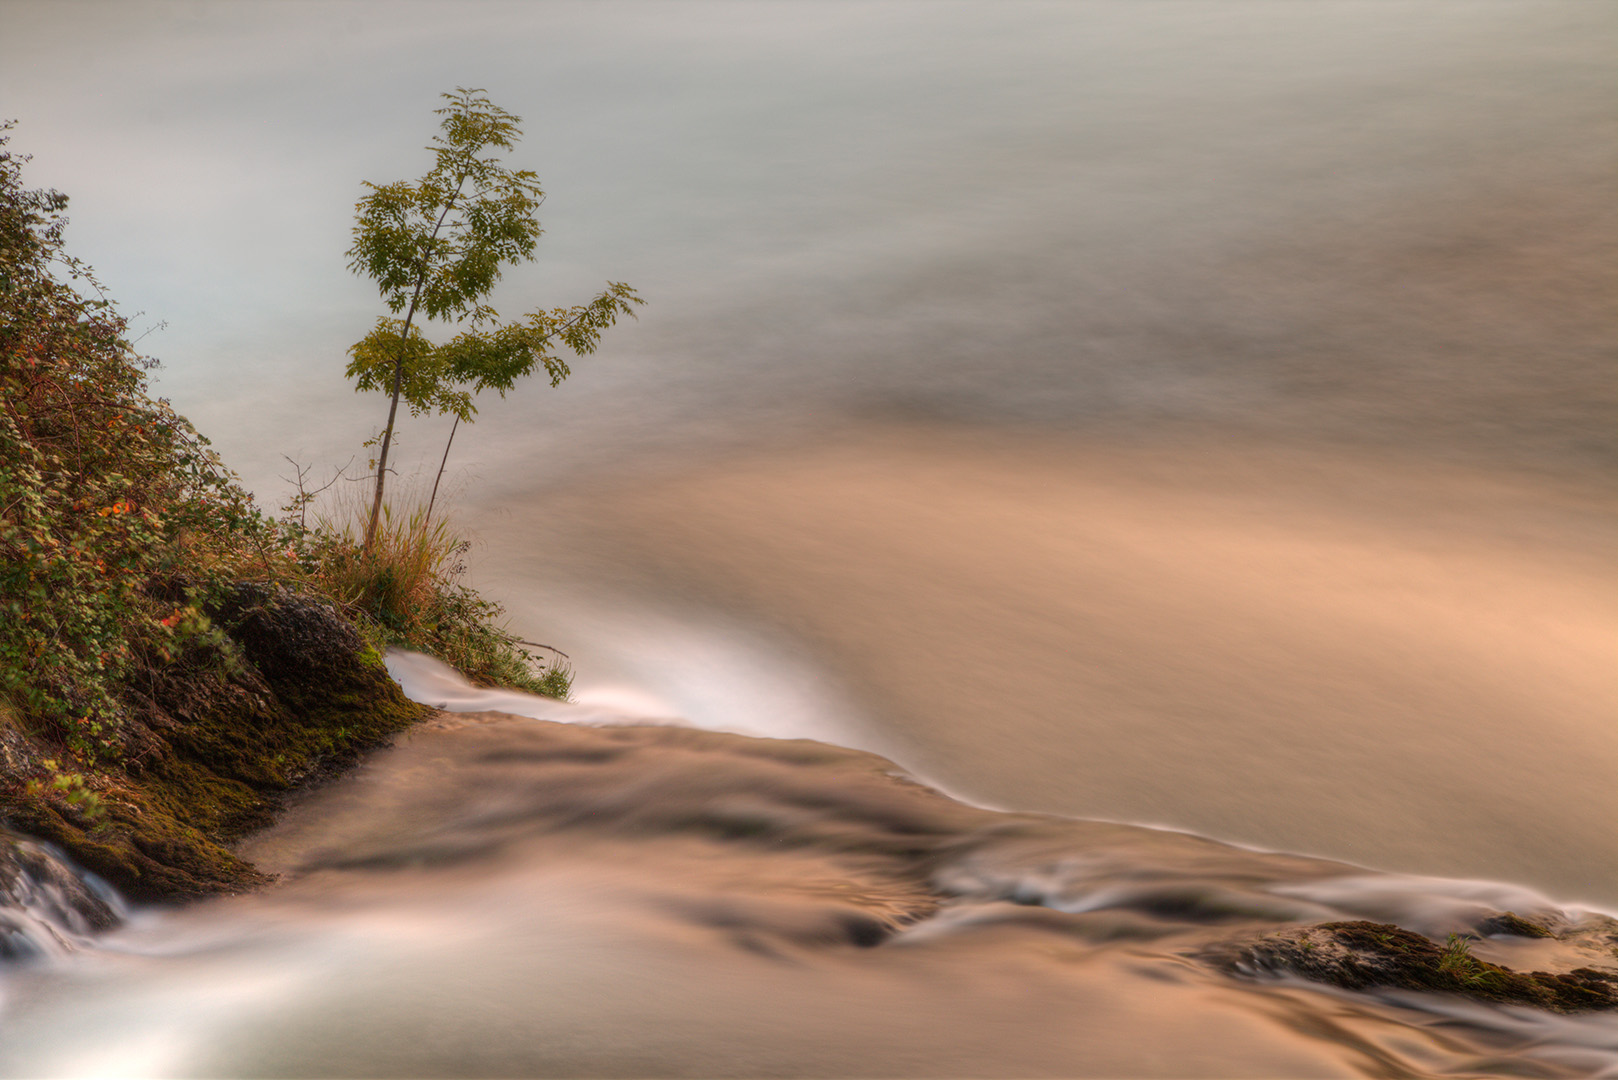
[477,427,1618,907]
[4,698,1613,1078]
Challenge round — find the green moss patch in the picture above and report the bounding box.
[2,584,426,903]
[1207,920,1618,1013]
[1478,911,1556,938]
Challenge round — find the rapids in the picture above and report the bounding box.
[2,429,1613,1077]
[0,650,1614,1077]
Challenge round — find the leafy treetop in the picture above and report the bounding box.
[345,88,642,546]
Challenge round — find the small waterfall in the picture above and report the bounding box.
[0,828,125,962]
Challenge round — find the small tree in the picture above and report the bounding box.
[346,87,642,548]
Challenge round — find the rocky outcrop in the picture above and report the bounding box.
[1,584,427,903]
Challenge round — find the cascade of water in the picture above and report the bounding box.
[0,830,124,962]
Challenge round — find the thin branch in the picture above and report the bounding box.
[514,639,570,659]
[128,319,168,346]
[424,414,459,530]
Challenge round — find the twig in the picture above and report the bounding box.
[515,639,570,659]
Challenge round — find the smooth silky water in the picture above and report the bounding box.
[1,627,1614,1077]
[1,2,1615,1075]
[2,437,1614,1076]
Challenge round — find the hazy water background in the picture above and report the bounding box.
[1,2,1616,1074]
[4,1,1612,491]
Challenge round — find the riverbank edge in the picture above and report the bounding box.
[0,581,429,903]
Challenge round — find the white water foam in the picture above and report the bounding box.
[384,649,668,727]
[384,623,901,753]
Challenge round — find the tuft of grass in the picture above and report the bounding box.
[314,501,461,631]
[1436,932,1504,990]
[1437,933,1476,975]
[297,499,570,700]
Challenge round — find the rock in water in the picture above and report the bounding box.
[1205,920,1618,1012]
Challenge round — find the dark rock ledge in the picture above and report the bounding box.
[1,584,427,904]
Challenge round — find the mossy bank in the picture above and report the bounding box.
[2,127,560,903]
[1,584,428,901]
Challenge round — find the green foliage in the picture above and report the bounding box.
[0,119,568,780]
[348,88,543,324]
[24,759,106,822]
[345,282,644,423]
[284,499,570,699]
[345,88,643,546]
[0,123,268,759]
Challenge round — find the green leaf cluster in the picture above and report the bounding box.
[343,88,642,540]
[345,282,643,422]
[24,758,105,821]
[348,88,543,324]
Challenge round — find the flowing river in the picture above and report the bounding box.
[0,429,1614,1076]
[1,1,1615,1075]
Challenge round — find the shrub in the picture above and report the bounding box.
[0,123,267,757]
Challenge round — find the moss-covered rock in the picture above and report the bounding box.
[1477,910,1556,939]
[1,583,427,903]
[1206,920,1618,1013]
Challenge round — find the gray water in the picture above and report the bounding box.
[1,1,1615,1074]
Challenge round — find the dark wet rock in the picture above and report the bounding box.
[216,582,373,687]
[1205,919,1618,1013]
[1477,910,1555,938]
[2,583,427,904]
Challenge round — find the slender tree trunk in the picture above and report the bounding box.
[362,293,420,551]
[362,169,471,553]
[424,413,460,531]
[401,306,587,541]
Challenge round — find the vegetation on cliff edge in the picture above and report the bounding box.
[0,123,564,899]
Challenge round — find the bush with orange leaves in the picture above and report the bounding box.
[0,123,272,760]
